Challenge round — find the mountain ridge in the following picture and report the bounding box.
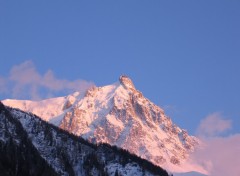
[2,76,206,174]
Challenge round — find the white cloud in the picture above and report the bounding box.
[191,113,240,176]
[197,112,232,137]
[0,60,94,100]
[191,134,240,176]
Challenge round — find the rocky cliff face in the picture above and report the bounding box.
[3,76,203,173]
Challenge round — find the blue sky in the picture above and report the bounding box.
[0,1,240,135]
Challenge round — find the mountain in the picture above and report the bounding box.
[0,102,170,176]
[3,76,206,174]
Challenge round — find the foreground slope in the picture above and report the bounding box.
[3,76,205,174]
[0,102,169,176]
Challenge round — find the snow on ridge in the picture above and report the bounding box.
[2,76,207,175]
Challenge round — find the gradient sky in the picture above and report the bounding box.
[0,1,240,135]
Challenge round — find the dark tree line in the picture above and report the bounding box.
[0,102,58,176]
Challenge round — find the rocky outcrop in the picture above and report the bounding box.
[119,75,136,90]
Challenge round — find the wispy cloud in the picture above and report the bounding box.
[0,60,94,100]
[191,113,239,176]
[197,112,232,137]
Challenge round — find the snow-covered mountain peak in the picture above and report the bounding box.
[2,76,207,175]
